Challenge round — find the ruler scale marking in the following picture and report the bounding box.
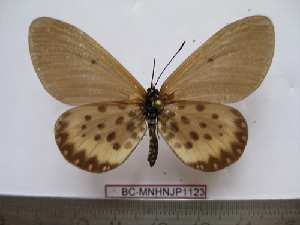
[0,196,299,224]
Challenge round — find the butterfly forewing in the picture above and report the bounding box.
[160,16,275,104]
[29,17,146,106]
[55,102,146,172]
[158,101,248,172]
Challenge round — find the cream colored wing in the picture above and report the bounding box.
[29,17,146,106]
[160,16,275,103]
[55,102,146,173]
[158,101,247,172]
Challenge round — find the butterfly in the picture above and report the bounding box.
[29,16,275,173]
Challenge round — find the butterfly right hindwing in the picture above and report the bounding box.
[158,101,248,172]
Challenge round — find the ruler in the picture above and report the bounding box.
[0,196,299,225]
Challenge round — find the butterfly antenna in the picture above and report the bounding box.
[154,41,185,87]
[151,58,156,87]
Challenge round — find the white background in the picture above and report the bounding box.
[0,0,299,199]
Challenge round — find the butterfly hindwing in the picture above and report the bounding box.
[160,16,275,104]
[158,101,248,172]
[29,17,146,106]
[55,102,147,172]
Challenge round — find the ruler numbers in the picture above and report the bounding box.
[0,196,299,224]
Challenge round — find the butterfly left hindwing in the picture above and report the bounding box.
[55,102,146,173]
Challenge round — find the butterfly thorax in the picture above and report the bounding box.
[144,85,163,167]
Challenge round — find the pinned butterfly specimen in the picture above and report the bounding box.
[29,16,275,173]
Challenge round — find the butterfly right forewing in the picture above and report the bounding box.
[160,16,275,104]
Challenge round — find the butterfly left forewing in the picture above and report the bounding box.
[29,17,146,106]
[158,101,248,171]
[55,102,146,173]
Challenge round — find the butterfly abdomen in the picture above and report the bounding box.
[148,120,158,166]
[144,86,162,167]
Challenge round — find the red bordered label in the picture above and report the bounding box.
[105,184,206,199]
